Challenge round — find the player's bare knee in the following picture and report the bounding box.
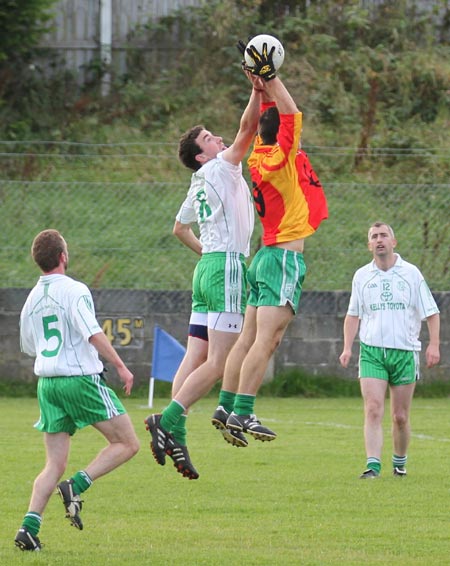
[129,435,140,457]
[392,411,409,428]
[121,428,140,458]
[365,401,384,422]
[117,436,139,462]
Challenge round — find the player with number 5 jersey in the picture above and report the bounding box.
[14,229,139,552]
[20,275,105,377]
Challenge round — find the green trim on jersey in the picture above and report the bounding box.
[359,342,419,385]
[35,374,126,434]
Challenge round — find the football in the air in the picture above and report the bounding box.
[244,34,285,71]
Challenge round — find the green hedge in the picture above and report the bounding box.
[2,370,449,399]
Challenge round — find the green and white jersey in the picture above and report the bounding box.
[176,152,254,256]
[20,274,104,377]
[347,254,439,351]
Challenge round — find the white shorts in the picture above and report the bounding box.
[189,312,208,326]
[207,312,243,333]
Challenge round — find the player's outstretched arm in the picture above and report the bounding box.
[222,73,262,166]
[264,76,299,115]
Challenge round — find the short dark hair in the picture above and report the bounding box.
[368,221,395,241]
[259,107,280,145]
[31,229,66,272]
[178,125,205,171]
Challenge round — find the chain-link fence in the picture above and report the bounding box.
[1,141,448,292]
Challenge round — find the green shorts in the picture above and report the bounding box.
[359,343,419,385]
[35,374,126,435]
[247,246,306,314]
[192,252,247,314]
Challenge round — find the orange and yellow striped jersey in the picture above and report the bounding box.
[248,106,328,246]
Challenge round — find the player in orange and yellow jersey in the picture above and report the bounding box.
[215,41,328,441]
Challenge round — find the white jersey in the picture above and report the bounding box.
[347,254,439,351]
[176,152,254,256]
[20,274,104,377]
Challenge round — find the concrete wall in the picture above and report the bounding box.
[1,289,448,388]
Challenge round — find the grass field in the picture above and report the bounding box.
[1,396,449,565]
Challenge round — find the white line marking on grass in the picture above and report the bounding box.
[137,406,450,443]
[412,433,450,442]
[303,421,450,442]
[304,421,357,429]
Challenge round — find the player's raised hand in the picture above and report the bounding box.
[246,71,266,92]
[245,42,277,81]
[237,39,247,58]
[237,36,253,71]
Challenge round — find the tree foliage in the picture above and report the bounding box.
[0,0,448,148]
[118,0,449,150]
[0,0,57,63]
[0,0,60,131]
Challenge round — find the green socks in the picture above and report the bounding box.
[392,454,407,470]
[218,390,236,414]
[365,455,407,475]
[366,457,381,475]
[71,470,93,495]
[22,512,41,537]
[21,472,92,538]
[160,400,185,433]
[233,393,256,416]
[170,414,187,445]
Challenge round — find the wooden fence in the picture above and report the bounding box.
[37,0,444,88]
[38,0,201,86]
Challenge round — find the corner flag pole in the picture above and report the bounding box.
[148,325,186,408]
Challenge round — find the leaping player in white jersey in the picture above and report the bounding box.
[15,229,139,552]
[339,221,440,479]
[144,72,266,480]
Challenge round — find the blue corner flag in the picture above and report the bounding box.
[148,325,186,407]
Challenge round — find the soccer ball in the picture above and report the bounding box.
[244,34,285,71]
